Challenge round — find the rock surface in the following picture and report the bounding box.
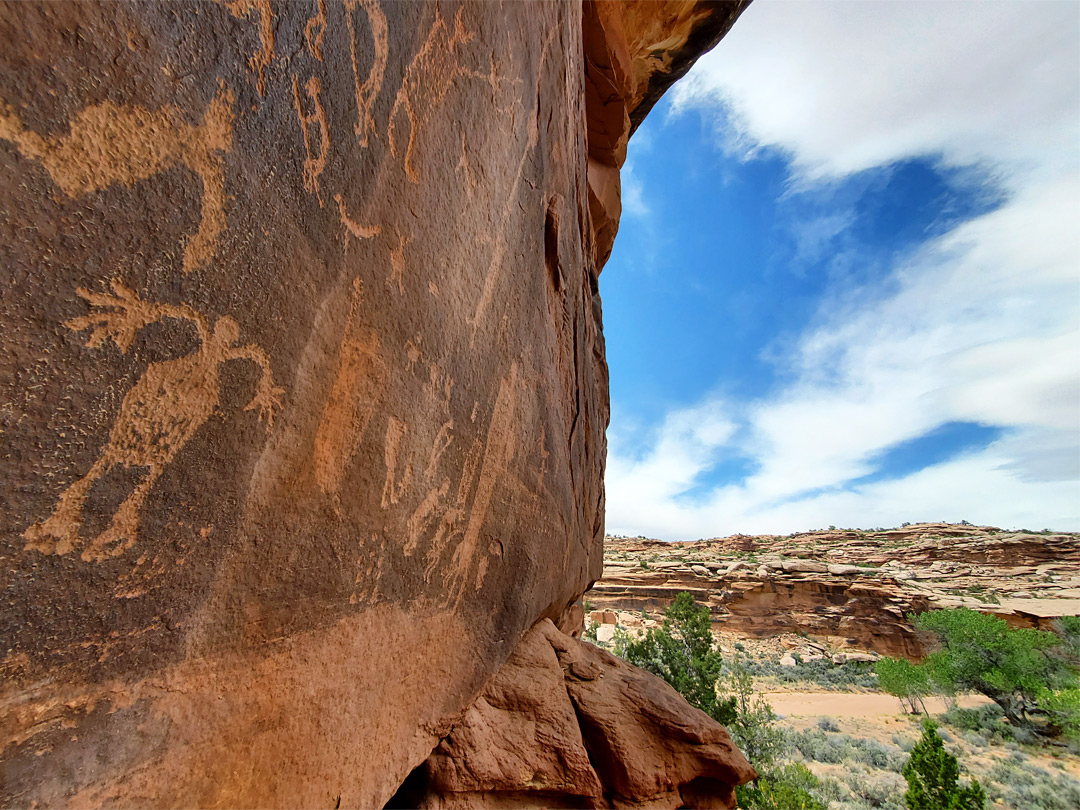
[396,620,755,809]
[591,524,1080,659]
[0,1,749,807]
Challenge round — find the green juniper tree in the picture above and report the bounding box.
[616,592,736,724]
[902,719,985,810]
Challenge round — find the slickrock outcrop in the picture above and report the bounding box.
[394,620,754,809]
[591,524,1080,660]
[0,1,750,807]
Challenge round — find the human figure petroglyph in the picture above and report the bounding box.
[223,0,275,96]
[345,0,388,148]
[305,0,328,61]
[292,74,330,206]
[313,279,386,498]
[381,416,412,509]
[0,87,234,274]
[24,281,283,562]
[388,231,409,293]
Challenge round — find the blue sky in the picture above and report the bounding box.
[601,0,1080,539]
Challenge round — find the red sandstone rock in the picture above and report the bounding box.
[0,1,750,806]
[405,620,755,809]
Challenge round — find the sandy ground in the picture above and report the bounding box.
[765,691,993,718]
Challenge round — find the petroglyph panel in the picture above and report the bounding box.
[0,0,700,804]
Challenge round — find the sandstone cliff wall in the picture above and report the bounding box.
[0,2,749,806]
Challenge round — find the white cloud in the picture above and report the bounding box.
[671,0,1080,185]
[621,159,651,219]
[606,1,1080,539]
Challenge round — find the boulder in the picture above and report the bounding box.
[832,652,880,665]
[782,560,829,574]
[407,620,755,808]
[779,653,797,668]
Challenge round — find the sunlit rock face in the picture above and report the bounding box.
[0,1,748,806]
[396,620,755,810]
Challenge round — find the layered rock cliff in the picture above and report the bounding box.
[0,1,750,807]
[591,524,1080,660]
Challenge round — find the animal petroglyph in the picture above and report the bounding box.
[224,0,275,96]
[380,417,412,509]
[313,279,386,498]
[388,6,476,182]
[304,0,328,61]
[335,193,381,248]
[292,74,329,206]
[24,281,283,562]
[0,88,234,274]
[345,0,388,148]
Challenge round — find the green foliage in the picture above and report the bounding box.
[723,656,785,770]
[1035,685,1080,746]
[940,704,1015,744]
[736,763,827,810]
[617,592,736,724]
[902,720,985,810]
[913,608,1079,738]
[877,656,932,714]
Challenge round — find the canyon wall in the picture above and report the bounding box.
[0,1,749,806]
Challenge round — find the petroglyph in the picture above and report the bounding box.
[335,193,380,249]
[345,0,388,148]
[224,0,275,96]
[456,131,478,197]
[447,362,519,598]
[381,417,413,509]
[427,420,454,478]
[304,0,327,61]
[388,6,475,182]
[24,281,283,562]
[469,111,540,341]
[388,231,409,293]
[313,279,386,498]
[292,74,329,206]
[0,88,234,274]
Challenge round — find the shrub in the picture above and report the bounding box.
[736,762,828,810]
[723,656,785,770]
[817,716,841,733]
[615,592,735,725]
[902,719,985,810]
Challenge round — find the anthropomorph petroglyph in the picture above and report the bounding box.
[0,87,234,274]
[345,0,388,148]
[223,0,275,96]
[24,281,283,562]
[304,0,328,61]
[314,279,386,499]
[292,74,330,206]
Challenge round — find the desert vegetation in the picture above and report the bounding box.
[600,592,1080,809]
